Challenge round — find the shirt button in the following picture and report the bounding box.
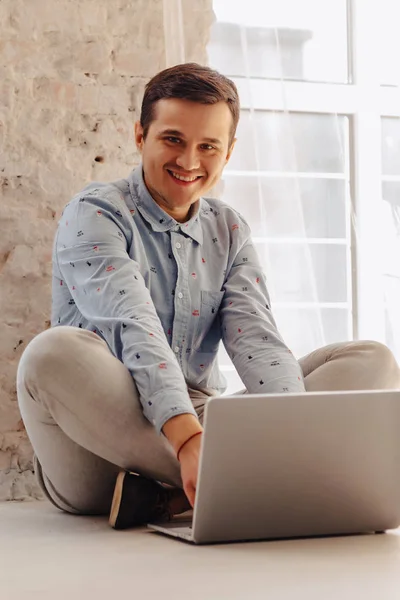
[177,292,183,299]
[175,242,181,249]
[174,346,180,353]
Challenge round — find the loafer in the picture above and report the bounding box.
[109,470,172,530]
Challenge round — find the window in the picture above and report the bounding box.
[382,117,400,359]
[208,0,400,392]
[208,0,349,84]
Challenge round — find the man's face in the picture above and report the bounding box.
[135,98,235,222]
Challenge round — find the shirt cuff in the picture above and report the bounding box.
[145,389,199,435]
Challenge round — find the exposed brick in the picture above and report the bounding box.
[1,0,214,500]
[0,451,12,471]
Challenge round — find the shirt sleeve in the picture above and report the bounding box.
[55,193,198,433]
[220,218,305,394]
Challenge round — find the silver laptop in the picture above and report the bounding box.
[148,390,400,544]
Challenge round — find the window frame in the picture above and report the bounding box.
[221,0,398,346]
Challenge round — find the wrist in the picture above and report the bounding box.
[162,413,203,455]
[177,431,203,462]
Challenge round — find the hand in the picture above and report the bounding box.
[178,433,202,508]
[162,413,203,508]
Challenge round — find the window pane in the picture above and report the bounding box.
[209,0,349,83]
[256,243,348,303]
[273,308,350,358]
[381,118,400,288]
[386,305,400,363]
[381,182,400,358]
[220,176,347,239]
[382,182,400,208]
[229,111,348,173]
[377,0,400,86]
[382,118,400,176]
[381,119,400,330]
[381,181,400,272]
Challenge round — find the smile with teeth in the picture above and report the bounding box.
[169,170,200,182]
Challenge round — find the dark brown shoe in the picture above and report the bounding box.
[109,471,172,530]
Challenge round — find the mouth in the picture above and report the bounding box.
[167,169,203,187]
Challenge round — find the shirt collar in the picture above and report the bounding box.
[128,164,204,246]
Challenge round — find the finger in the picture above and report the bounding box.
[185,483,195,508]
[183,484,192,507]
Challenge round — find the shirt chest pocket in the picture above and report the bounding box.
[194,290,225,352]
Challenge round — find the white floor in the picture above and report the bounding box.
[2,501,400,600]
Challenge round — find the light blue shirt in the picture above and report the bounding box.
[52,165,305,433]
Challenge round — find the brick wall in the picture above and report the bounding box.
[0,0,214,500]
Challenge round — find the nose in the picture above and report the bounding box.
[175,145,201,172]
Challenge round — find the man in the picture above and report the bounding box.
[17,63,400,529]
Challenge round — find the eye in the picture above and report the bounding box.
[165,136,181,144]
[201,144,215,151]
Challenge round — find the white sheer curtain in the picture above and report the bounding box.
[164,0,400,392]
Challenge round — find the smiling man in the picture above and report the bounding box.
[17,63,400,529]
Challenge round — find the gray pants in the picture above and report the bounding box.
[16,326,400,516]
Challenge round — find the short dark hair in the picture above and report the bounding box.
[140,63,240,146]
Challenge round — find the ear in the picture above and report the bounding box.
[134,121,144,153]
[225,138,237,164]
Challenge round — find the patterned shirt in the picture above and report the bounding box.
[52,165,305,433]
